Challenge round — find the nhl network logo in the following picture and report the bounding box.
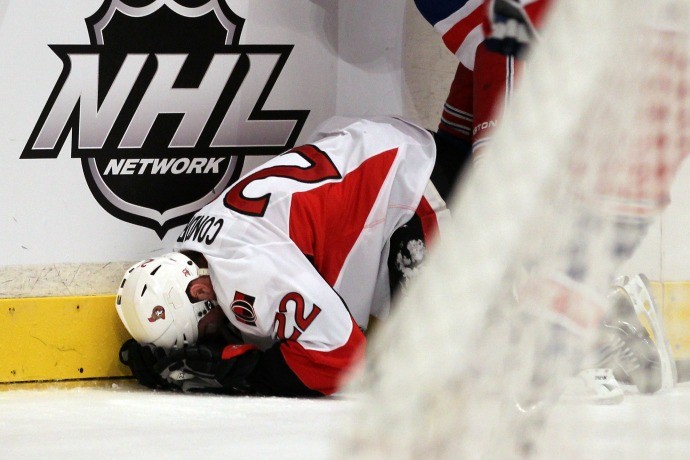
[21,0,309,237]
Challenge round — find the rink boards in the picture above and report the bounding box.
[0,295,130,383]
[1,281,690,384]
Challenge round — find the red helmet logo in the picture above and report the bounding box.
[147,305,166,322]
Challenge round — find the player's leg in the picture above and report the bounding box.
[476,0,680,399]
[412,1,478,196]
[429,61,474,201]
[431,130,471,201]
[566,70,690,393]
[471,41,523,159]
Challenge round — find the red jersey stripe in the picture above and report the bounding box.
[289,148,399,286]
[279,318,366,395]
[415,195,440,243]
[442,6,484,54]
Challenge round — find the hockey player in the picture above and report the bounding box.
[415,0,671,398]
[116,116,454,397]
[413,0,552,161]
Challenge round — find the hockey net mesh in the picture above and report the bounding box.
[339,0,690,458]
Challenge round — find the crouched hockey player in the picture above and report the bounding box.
[116,116,459,397]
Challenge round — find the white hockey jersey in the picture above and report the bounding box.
[175,116,443,393]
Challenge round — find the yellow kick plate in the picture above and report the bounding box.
[651,282,690,361]
[1,283,689,383]
[0,295,132,383]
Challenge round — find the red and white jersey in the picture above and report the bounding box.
[416,0,552,155]
[422,0,550,70]
[175,116,443,393]
[430,0,486,71]
[426,0,684,216]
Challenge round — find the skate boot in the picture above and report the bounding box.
[597,282,662,394]
[561,368,624,404]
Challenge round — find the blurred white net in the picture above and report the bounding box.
[340,0,690,457]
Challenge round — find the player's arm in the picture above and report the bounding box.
[242,248,367,396]
[120,336,331,396]
[126,257,366,397]
[126,323,364,397]
[154,315,365,397]
[141,311,364,397]
[118,333,263,394]
[256,316,365,396]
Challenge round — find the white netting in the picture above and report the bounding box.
[339,0,690,458]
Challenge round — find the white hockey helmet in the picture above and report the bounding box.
[115,252,214,349]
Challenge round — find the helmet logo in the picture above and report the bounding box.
[230,291,257,326]
[148,306,166,323]
[182,268,192,277]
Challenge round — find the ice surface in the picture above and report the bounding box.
[2,380,690,459]
[539,382,690,459]
[0,380,352,460]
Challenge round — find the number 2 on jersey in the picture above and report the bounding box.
[273,292,322,341]
[224,144,342,217]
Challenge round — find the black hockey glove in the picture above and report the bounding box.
[119,339,170,390]
[154,343,261,394]
[485,0,539,58]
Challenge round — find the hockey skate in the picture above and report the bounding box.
[595,274,675,394]
[561,368,624,405]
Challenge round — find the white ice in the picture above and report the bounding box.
[2,381,690,459]
[539,382,690,459]
[0,381,352,460]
